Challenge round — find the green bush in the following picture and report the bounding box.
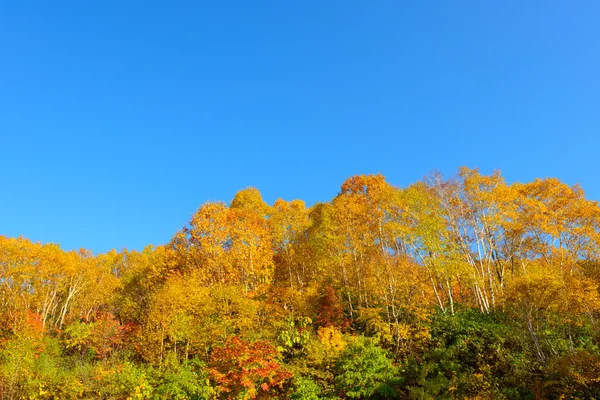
[334,336,398,399]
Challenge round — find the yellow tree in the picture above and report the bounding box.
[230,187,271,217]
[0,237,110,333]
[304,174,433,340]
[394,182,461,314]
[228,206,274,292]
[173,201,231,284]
[512,178,600,273]
[172,188,275,291]
[269,198,311,291]
[0,236,40,334]
[421,168,522,312]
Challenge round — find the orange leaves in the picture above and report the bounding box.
[269,198,310,290]
[231,187,271,217]
[2,168,600,399]
[507,177,600,268]
[339,174,391,201]
[174,197,274,290]
[208,336,292,399]
[64,313,127,361]
[314,286,347,329]
[0,236,118,333]
[413,167,600,314]
[545,351,600,398]
[88,313,126,360]
[24,310,44,339]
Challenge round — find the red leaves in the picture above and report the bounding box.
[86,312,130,361]
[208,336,292,399]
[25,311,44,338]
[315,286,348,329]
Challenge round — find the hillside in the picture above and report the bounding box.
[2,168,600,399]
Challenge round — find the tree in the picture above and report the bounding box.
[334,336,398,399]
[209,336,292,399]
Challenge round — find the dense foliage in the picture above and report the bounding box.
[2,168,600,399]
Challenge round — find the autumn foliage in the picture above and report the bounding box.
[209,336,292,399]
[1,168,600,399]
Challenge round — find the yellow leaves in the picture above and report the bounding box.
[513,177,600,264]
[408,167,600,313]
[228,207,274,289]
[546,351,600,398]
[394,323,411,340]
[173,200,274,290]
[317,326,345,352]
[0,236,123,332]
[270,198,309,248]
[231,187,271,216]
[140,270,270,363]
[504,261,600,325]
[339,174,394,204]
[505,264,563,312]
[269,198,310,289]
[560,274,600,321]
[357,307,394,346]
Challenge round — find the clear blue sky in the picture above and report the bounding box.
[1,1,599,254]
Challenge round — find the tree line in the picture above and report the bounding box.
[2,167,600,399]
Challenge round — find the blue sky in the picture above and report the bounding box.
[1,1,599,253]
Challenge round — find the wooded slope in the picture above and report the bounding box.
[2,168,600,399]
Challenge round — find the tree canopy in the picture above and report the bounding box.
[2,168,600,399]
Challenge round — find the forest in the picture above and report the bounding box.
[2,167,600,399]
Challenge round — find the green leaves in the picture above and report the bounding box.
[2,168,600,398]
[277,316,312,359]
[334,336,398,399]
